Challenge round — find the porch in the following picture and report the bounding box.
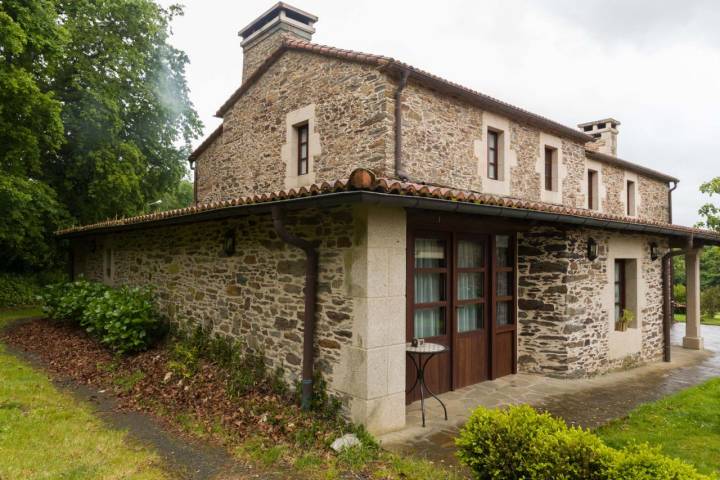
[379,323,720,463]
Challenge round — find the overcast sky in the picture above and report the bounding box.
[159,0,720,227]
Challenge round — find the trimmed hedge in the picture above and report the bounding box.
[456,405,708,480]
[41,280,165,354]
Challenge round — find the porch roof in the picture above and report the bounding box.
[56,169,720,246]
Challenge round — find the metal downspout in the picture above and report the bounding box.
[394,69,410,181]
[271,206,320,409]
[661,233,694,362]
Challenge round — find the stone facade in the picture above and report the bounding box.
[72,205,408,434]
[196,42,671,224]
[195,50,392,203]
[74,207,355,394]
[517,227,666,377]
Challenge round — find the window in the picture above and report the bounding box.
[588,169,598,210]
[626,180,636,216]
[614,259,626,323]
[544,147,555,191]
[487,130,499,180]
[413,238,448,338]
[494,235,514,326]
[296,123,309,175]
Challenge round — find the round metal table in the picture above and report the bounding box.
[406,342,449,427]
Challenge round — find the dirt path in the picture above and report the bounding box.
[2,318,285,480]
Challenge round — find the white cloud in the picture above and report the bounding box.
[159,0,720,227]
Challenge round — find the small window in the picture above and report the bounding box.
[487,130,499,180]
[626,180,636,216]
[544,147,556,191]
[296,123,309,175]
[592,133,601,139]
[614,259,626,322]
[597,122,606,129]
[583,125,593,132]
[587,169,598,210]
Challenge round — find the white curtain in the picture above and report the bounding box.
[414,239,445,338]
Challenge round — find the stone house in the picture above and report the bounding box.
[59,3,720,434]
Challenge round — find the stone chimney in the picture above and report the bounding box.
[239,3,318,82]
[578,118,621,156]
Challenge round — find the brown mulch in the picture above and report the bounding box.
[0,320,338,451]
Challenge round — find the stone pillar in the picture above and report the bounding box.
[338,205,406,435]
[683,248,703,350]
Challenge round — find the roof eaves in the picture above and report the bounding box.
[585,150,679,183]
[57,169,720,245]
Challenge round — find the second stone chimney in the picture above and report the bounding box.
[578,118,621,156]
[238,3,318,82]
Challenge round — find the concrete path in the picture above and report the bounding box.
[379,324,720,463]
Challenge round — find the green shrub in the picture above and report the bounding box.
[456,405,612,479]
[40,280,165,354]
[0,273,41,307]
[82,286,165,354]
[455,405,709,480]
[42,279,108,323]
[608,444,709,480]
[701,286,720,317]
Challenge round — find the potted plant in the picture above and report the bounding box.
[615,309,634,332]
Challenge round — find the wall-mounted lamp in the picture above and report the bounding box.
[587,237,598,261]
[223,229,236,256]
[650,242,660,261]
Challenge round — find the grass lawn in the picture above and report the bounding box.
[674,312,720,326]
[596,377,720,476]
[0,308,169,480]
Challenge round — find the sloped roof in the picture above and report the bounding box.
[214,37,592,144]
[194,37,677,183]
[56,169,720,245]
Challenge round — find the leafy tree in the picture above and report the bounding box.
[0,176,69,271]
[699,177,720,232]
[46,0,202,224]
[674,246,720,290]
[0,0,65,177]
[155,178,194,212]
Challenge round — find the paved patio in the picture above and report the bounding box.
[378,324,720,463]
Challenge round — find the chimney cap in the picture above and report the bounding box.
[577,118,621,132]
[239,2,318,40]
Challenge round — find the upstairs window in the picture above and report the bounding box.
[296,123,309,176]
[588,169,598,210]
[544,146,557,191]
[626,180,636,216]
[487,130,499,180]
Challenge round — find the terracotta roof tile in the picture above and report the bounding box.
[57,169,720,244]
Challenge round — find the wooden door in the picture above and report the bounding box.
[491,234,517,379]
[452,236,489,388]
[406,232,452,403]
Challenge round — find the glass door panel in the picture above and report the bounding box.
[455,239,485,334]
[412,237,448,340]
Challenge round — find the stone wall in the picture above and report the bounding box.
[510,122,541,201]
[399,81,483,191]
[517,227,666,377]
[561,140,587,209]
[601,163,625,216]
[196,45,671,223]
[72,204,409,434]
[73,207,356,399]
[639,175,670,222]
[195,50,391,203]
